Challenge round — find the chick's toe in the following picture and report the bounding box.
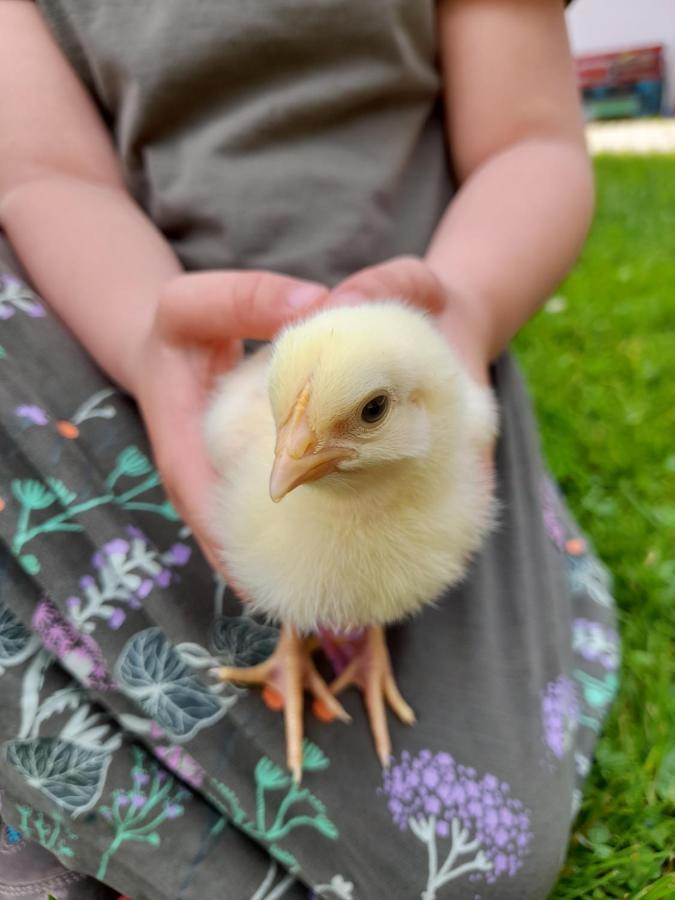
[328,625,415,768]
[211,624,350,783]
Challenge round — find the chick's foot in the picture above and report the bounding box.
[211,624,350,783]
[328,624,416,768]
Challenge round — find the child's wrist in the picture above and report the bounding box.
[436,284,493,385]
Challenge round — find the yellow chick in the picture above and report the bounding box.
[206,301,497,781]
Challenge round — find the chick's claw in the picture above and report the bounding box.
[328,625,415,768]
[210,624,350,783]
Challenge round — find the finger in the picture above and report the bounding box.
[331,256,447,315]
[158,271,329,344]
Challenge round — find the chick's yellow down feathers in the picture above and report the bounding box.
[204,301,497,633]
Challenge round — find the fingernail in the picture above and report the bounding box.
[286,282,326,309]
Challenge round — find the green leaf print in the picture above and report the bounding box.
[268,843,299,871]
[18,554,40,575]
[115,628,234,741]
[213,739,338,875]
[302,741,330,772]
[5,738,112,816]
[255,757,289,790]
[96,747,191,881]
[106,446,153,487]
[12,479,56,511]
[46,477,78,507]
[9,446,180,561]
[0,601,39,669]
[16,805,77,859]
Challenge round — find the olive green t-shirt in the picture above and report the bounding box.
[37,0,454,285]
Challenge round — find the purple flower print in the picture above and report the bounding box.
[572,618,620,671]
[15,405,50,426]
[129,792,146,810]
[164,543,192,566]
[107,608,126,630]
[541,477,566,550]
[154,743,205,789]
[103,538,130,557]
[95,746,191,882]
[73,532,177,630]
[92,539,131,572]
[51,531,200,676]
[25,302,47,318]
[154,569,172,588]
[382,750,532,896]
[0,274,46,319]
[541,675,579,760]
[136,579,154,600]
[133,771,150,788]
[32,596,113,691]
[149,721,166,741]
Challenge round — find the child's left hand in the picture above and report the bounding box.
[332,255,492,387]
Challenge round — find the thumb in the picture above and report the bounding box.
[158,270,329,344]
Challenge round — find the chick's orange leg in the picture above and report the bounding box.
[328,625,415,768]
[211,624,349,782]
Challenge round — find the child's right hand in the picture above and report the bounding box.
[130,271,329,570]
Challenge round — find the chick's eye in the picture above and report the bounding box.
[361,394,389,424]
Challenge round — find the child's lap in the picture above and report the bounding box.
[0,245,618,898]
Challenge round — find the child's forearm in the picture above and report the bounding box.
[426,137,594,362]
[0,175,181,391]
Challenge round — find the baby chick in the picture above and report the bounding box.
[206,302,497,781]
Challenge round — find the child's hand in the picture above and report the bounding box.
[333,256,495,479]
[130,271,329,569]
[332,255,491,386]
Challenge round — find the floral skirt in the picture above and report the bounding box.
[0,242,620,900]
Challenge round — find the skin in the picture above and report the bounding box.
[0,0,593,571]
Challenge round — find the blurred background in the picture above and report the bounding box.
[515,1,674,896]
[569,0,673,119]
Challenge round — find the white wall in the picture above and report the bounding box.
[566,0,675,113]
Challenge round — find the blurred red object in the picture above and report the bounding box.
[575,45,664,90]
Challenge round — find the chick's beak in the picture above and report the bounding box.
[270,385,353,502]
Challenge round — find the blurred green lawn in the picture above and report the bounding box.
[515,156,675,898]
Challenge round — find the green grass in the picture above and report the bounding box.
[514,155,675,898]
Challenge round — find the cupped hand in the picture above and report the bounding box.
[332,255,491,387]
[129,271,329,569]
[332,255,496,478]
